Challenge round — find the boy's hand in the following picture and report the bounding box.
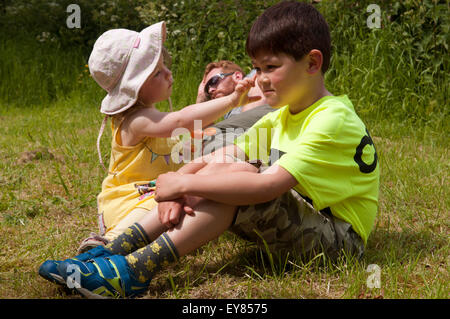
[230,74,261,108]
[158,196,194,229]
[155,171,185,202]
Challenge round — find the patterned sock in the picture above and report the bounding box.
[125,232,179,283]
[104,223,150,255]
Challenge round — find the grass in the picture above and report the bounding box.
[0,91,448,299]
[0,0,448,299]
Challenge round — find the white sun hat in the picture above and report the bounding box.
[88,21,167,115]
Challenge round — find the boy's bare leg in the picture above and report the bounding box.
[166,197,237,257]
[166,160,258,256]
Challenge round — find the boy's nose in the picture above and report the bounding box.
[258,74,270,86]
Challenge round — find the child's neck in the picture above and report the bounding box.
[136,100,156,109]
[289,80,332,115]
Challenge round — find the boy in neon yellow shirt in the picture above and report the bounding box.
[41,1,379,298]
[234,94,378,245]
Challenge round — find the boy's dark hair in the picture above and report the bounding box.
[246,1,331,73]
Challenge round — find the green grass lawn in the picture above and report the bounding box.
[0,0,448,299]
[0,99,448,299]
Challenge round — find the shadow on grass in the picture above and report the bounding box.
[145,233,365,298]
[364,227,447,266]
[145,227,448,298]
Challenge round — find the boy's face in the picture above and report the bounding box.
[251,51,310,110]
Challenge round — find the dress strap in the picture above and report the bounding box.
[96,115,116,175]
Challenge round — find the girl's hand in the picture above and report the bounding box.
[230,74,261,108]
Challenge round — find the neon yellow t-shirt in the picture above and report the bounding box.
[235,95,379,244]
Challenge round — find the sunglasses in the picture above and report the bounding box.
[204,72,234,97]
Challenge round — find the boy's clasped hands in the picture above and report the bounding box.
[155,172,195,229]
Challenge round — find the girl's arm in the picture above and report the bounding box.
[130,77,259,139]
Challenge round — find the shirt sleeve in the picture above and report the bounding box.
[234,110,276,162]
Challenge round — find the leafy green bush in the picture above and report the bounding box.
[0,0,448,125]
[315,0,448,124]
[1,0,145,52]
[135,0,279,73]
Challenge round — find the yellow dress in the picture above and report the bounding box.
[97,118,184,235]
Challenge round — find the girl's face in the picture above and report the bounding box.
[138,56,173,106]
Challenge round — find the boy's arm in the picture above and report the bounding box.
[155,164,298,206]
[156,143,246,228]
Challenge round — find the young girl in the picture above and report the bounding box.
[75,21,256,251]
[38,21,256,286]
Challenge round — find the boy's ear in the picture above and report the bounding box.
[306,49,323,75]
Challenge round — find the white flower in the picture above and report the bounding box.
[36,32,50,43]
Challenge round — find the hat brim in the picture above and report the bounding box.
[100,21,166,115]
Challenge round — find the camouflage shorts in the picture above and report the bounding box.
[229,189,364,261]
